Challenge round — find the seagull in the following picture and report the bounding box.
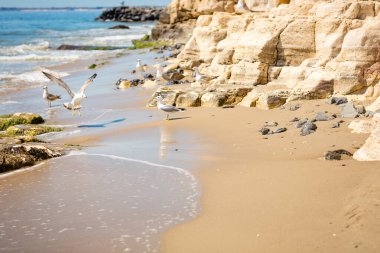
[136,59,145,72]
[42,71,97,116]
[155,64,163,80]
[42,86,61,107]
[236,0,250,12]
[266,0,272,9]
[194,67,208,82]
[156,95,185,120]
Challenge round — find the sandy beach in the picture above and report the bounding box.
[1,1,380,252]
[161,104,380,253]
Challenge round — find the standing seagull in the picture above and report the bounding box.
[136,59,145,72]
[194,67,208,82]
[156,95,185,120]
[42,71,97,116]
[42,86,61,107]
[155,64,163,80]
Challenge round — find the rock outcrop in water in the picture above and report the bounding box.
[96,6,163,22]
[0,144,63,173]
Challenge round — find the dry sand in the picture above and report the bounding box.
[159,101,380,253]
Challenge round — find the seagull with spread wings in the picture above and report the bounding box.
[42,71,97,116]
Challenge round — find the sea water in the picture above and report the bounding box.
[0,9,154,85]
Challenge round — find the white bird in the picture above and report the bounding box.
[266,0,272,9]
[236,0,250,12]
[156,95,185,120]
[42,71,97,116]
[194,67,208,82]
[155,65,163,80]
[136,59,145,72]
[42,86,61,108]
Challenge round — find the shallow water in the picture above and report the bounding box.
[0,9,154,85]
[0,48,201,252]
[0,153,199,253]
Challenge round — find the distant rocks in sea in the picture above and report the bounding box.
[109,25,130,29]
[96,6,163,22]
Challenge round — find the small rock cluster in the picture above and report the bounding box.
[96,6,163,22]
[0,145,62,173]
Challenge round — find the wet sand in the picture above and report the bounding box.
[161,103,380,252]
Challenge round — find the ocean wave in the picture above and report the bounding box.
[0,41,50,55]
[0,69,69,83]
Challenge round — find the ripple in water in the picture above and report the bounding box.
[0,153,200,253]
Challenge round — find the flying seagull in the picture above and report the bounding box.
[156,95,185,120]
[42,86,61,107]
[42,71,97,116]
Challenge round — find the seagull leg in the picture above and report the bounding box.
[166,114,169,120]
[78,110,81,117]
[72,110,75,117]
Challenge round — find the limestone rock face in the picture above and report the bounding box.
[165,0,379,101]
[354,113,380,161]
[176,92,201,107]
[201,92,227,107]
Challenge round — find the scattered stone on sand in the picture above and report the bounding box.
[295,119,308,128]
[332,122,341,128]
[355,105,366,115]
[273,128,287,134]
[259,128,271,135]
[176,92,201,107]
[341,102,359,118]
[290,117,300,122]
[300,121,317,136]
[264,121,278,127]
[289,104,302,111]
[327,97,348,105]
[0,144,63,173]
[222,105,235,109]
[315,111,330,121]
[325,149,353,161]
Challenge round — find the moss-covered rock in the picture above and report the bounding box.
[129,35,170,50]
[5,125,62,137]
[0,113,44,131]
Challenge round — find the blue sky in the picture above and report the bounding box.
[0,0,171,7]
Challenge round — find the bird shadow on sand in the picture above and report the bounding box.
[167,116,191,121]
[78,118,126,128]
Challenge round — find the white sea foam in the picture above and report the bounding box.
[0,69,69,83]
[0,101,19,105]
[0,41,50,55]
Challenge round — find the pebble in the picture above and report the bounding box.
[325,150,353,160]
[300,121,317,136]
[273,128,287,134]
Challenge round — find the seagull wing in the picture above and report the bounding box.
[79,73,97,94]
[42,71,75,98]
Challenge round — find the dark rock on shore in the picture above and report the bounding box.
[300,121,317,136]
[325,149,353,160]
[109,25,130,29]
[0,144,62,173]
[57,45,121,50]
[328,97,348,105]
[96,6,163,22]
